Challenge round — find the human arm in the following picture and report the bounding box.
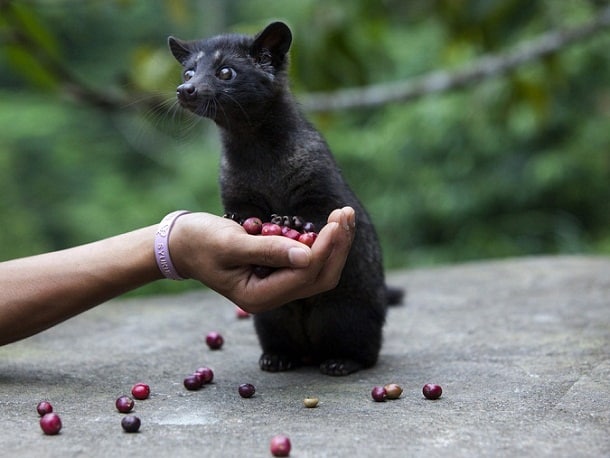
[0,207,355,346]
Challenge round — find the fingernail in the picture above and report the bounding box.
[288,247,310,267]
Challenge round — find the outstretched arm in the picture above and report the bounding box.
[0,207,355,346]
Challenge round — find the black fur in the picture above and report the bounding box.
[169,22,402,375]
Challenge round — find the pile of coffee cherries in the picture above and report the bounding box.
[226,213,319,279]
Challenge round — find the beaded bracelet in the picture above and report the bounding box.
[154,210,191,280]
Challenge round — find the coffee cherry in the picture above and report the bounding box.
[195,366,214,384]
[121,415,141,433]
[205,331,224,350]
[184,374,203,391]
[384,383,403,400]
[115,395,135,413]
[40,412,62,435]
[238,383,256,398]
[303,397,319,408]
[242,217,263,235]
[131,383,150,400]
[36,401,53,416]
[282,228,301,240]
[261,223,282,236]
[270,435,291,457]
[371,386,387,402]
[297,232,317,247]
[422,383,443,400]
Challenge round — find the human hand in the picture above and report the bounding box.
[170,207,356,313]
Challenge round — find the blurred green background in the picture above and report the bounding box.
[1,0,609,295]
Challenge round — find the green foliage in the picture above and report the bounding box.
[0,0,608,295]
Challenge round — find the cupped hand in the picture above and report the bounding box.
[170,207,356,313]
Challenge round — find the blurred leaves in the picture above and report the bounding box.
[0,0,608,296]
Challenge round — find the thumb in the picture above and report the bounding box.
[238,235,312,268]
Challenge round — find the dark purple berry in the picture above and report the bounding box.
[238,383,256,398]
[270,435,291,457]
[40,413,62,435]
[371,386,387,402]
[205,331,224,350]
[131,383,150,400]
[121,415,141,433]
[184,374,203,391]
[423,383,443,400]
[115,395,135,413]
[195,366,214,384]
[36,401,53,416]
[242,217,263,235]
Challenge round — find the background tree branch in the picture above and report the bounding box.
[299,6,610,112]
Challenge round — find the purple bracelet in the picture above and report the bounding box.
[155,210,191,280]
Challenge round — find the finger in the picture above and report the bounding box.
[234,234,312,269]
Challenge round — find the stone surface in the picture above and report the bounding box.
[1,256,608,457]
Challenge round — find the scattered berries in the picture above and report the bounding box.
[205,331,224,350]
[184,374,203,391]
[115,395,135,413]
[371,386,387,402]
[36,401,53,416]
[422,383,443,400]
[194,366,214,384]
[131,383,151,400]
[40,412,62,435]
[303,397,319,408]
[384,383,403,400]
[121,415,141,433]
[270,434,291,457]
[238,383,256,398]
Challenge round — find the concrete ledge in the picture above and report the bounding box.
[1,255,608,457]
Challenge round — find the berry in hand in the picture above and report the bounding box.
[297,232,317,247]
[40,413,62,435]
[36,401,53,416]
[242,217,263,235]
[205,331,224,350]
[131,383,150,400]
[261,223,283,236]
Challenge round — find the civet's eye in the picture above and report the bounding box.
[217,67,236,81]
[184,69,195,81]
